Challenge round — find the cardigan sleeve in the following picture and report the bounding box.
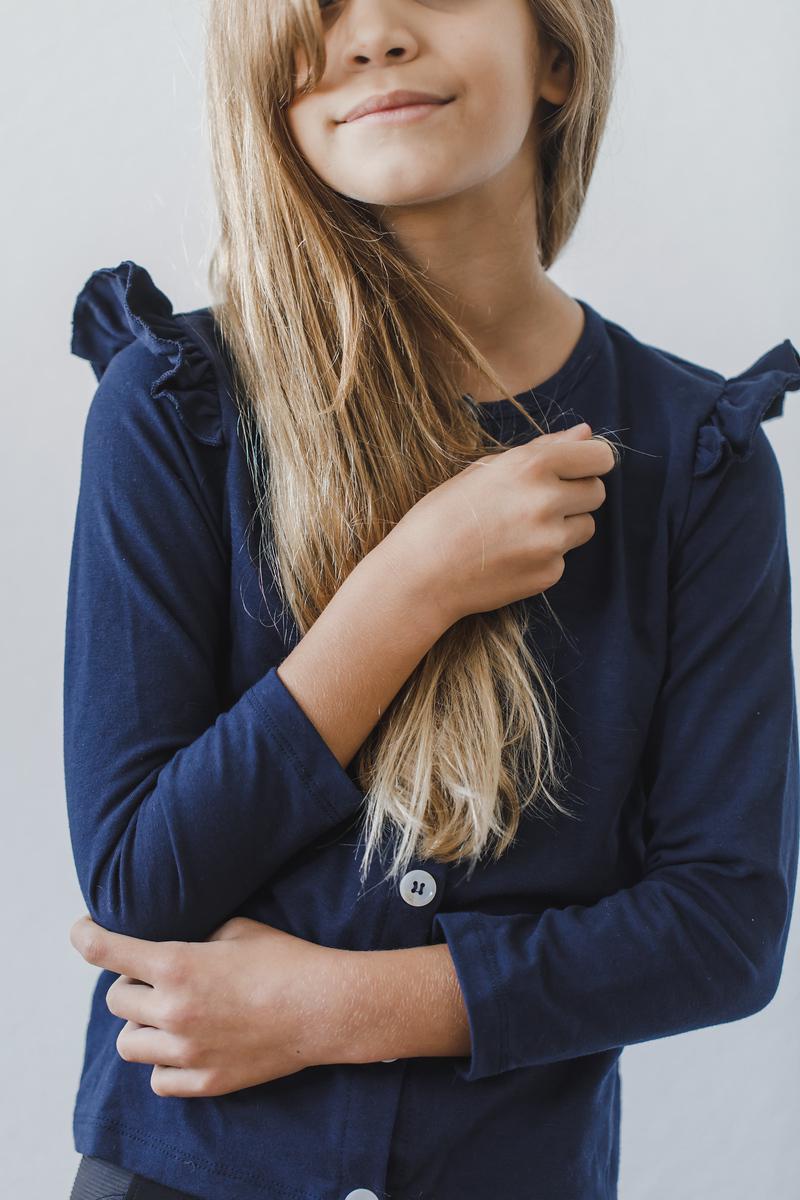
[432,351,800,1083]
[64,263,366,944]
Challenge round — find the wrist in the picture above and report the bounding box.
[311,948,396,1067]
[302,947,370,1068]
[308,944,471,1067]
[368,526,460,640]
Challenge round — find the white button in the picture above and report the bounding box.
[344,1192,380,1200]
[399,868,437,907]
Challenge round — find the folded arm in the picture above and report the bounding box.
[333,425,799,1080]
[426,425,799,1081]
[64,342,447,943]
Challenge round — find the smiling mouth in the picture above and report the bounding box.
[341,98,455,126]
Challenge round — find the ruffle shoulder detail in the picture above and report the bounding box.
[70,260,224,447]
[693,339,800,478]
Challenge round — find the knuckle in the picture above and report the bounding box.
[578,513,596,542]
[542,556,566,589]
[159,945,190,986]
[197,1069,220,1097]
[160,994,194,1030]
[81,935,103,963]
[535,513,564,552]
[527,449,551,480]
[171,1037,196,1069]
[553,522,575,553]
[532,487,559,522]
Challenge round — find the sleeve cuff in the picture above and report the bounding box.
[244,665,366,826]
[432,909,508,1082]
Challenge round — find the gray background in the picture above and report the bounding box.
[2,1,798,1197]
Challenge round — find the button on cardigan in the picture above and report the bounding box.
[64,260,800,1200]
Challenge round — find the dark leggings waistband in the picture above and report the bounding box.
[69,1154,203,1200]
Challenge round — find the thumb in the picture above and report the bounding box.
[549,421,592,441]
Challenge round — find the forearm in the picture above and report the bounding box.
[276,531,453,771]
[319,944,472,1065]
[276,532,469,1064]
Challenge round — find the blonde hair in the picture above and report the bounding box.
[204,0,620,886]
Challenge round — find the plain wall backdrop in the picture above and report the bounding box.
[2,1,798,1197]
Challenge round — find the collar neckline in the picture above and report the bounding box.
[464,297,603,420]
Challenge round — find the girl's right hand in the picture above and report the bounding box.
[392,423,617,626]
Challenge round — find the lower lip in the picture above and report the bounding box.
[345,100,452,126]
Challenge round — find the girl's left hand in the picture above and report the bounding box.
[69,913,343,1098]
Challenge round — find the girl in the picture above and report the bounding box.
[65,1,800,1198]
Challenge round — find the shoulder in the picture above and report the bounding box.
[70,259,231,451]
[577,304,800,565]
[595,306,799,481]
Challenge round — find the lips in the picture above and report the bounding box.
[341,89,453,123]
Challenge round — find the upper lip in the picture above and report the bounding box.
[341,89,452,123]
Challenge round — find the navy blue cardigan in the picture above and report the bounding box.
[65,261,800,1200]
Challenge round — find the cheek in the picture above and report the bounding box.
[473,45,535,133]
[285,100,325,167]
[286,103,356,197]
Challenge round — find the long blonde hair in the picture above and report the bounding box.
[204,0,620,885]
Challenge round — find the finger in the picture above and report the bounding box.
[106,975,159,1026]
[547,421,592,440]
[539,436,618,480]
[151,1064,214,1098]
[116,1020,189,1069]
[70,915,172,984]
[560,476,607,518]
